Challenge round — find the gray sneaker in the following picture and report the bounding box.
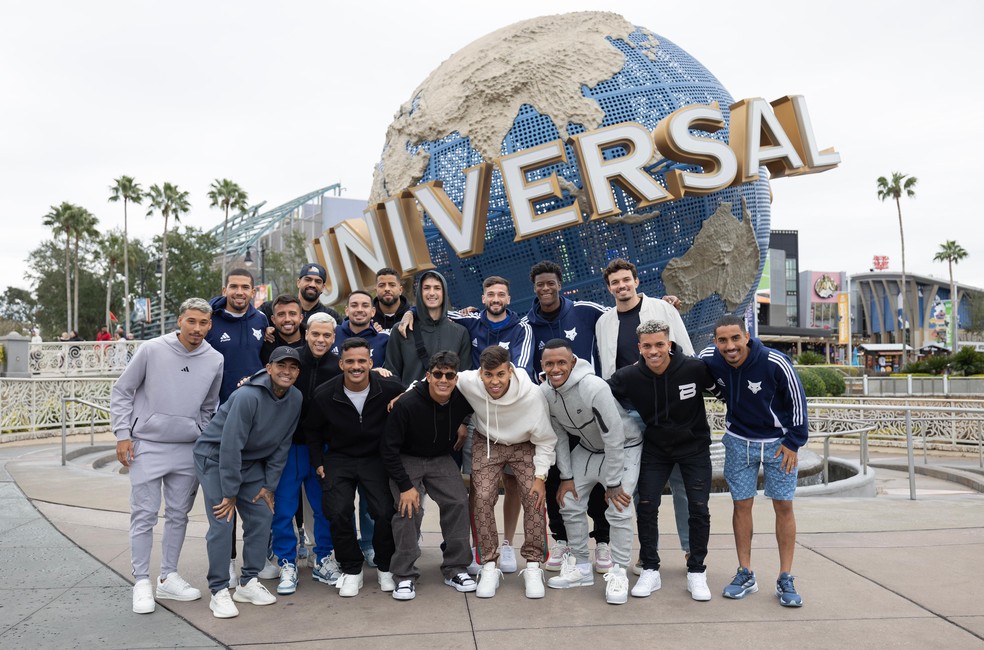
[313,553,342,586]
[723,567,758,599]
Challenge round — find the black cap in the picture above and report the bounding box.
[268,346,302,365]
[298,263,327,281]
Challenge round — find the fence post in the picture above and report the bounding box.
[61,397,67,467]
[905,407,916,500]
[862,374,868,396]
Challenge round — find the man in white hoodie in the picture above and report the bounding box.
[455,345,556,599]
[111,297,224,615]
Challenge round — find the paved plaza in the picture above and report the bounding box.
[1,434,983,649]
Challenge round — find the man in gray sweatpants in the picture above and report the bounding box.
[194,346,303,619]
[110,297,224,614]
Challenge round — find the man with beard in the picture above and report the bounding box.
[270,313,342,595]
[207,269,268,404]
[305,338,405,597]
[331,290,390,367]
[372,267,410,332]
[608,320,718,602]
[260,263,341,326]
[260,295,306,364]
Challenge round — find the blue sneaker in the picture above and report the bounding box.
[722,567,758,599]
[776,572,802,607]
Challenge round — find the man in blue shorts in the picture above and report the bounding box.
[699,315,807,607]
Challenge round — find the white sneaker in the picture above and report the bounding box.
[393,579,416,600]
[301,527,313,546]
[544,540,570,571]
[277,561,298,595]
[631,568,662,597]
[377,570,396,592]
[228,559,237,589]
[337,572,364,597]
[476,561,502,598]
[547,553,594,589]
[521,562,545,599]
[209,588,239,618]
[233,577,277,605]
[604,564,629,605]
[312,553,342,586]
[593,542,614,573]
[156,572,201,602]
[499,540,518,573]
[258,556,280,580]
[132,578,155,614]
[687,571,712,601]
[466,548,482,575]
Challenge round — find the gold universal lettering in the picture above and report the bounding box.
[729,97,805,183]
[652,102,738,197]
[410,162,493,256]
[497,141,582,241]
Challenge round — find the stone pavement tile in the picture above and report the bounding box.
[48,520,131,570]
[811,542,984,618]
[233,632,474,649]
[0,588,65,636]
[0,518,36,536]
[0,585,221,650]
[0,518,75,547]
[950,617,984,638]
[474,617,982,649]
[0,497,42,520]
[798,527,984,549]
[0,483,23,498]
[0,545,127,589]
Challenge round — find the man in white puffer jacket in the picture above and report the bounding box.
[538,339,642,604]
[455,345,556,600]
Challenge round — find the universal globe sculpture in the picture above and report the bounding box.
[370,12,770,348]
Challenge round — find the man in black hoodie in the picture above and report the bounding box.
[608,319,719,603]
[372,267,411,332]
[304,337,405,597]
[382,350,477,600]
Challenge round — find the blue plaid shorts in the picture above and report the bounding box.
[722,434,797,501]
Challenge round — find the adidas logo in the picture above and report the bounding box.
[180,366,189,373]
[220,333,231,343]
[472,338,478,348]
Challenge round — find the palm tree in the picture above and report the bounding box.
[100,232,125,331]
[146,182,191,334]
[933,240,969,351]
[876,172,918,359]
[208,179,249,290]
[71,208,100,334]
[41,202,79,332]
[109,176,144,338]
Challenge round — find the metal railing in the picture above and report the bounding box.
[29,341,144,377]
[60,396,110,466]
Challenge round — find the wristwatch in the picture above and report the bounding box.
[534,473,547,481]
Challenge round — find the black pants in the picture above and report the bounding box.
[321,454,396,575]
[637,446,710,573]
[545,464,610,544]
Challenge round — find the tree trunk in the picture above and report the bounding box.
[123,200,131,338]
[160,214,169,335]
[64,233,72,333]
[105,260,115,331]
[221,204,229,293]
[895,196,910,364]
[950,260,958,352]
[73,235,80,335]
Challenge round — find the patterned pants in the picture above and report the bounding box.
[470,433,547,565]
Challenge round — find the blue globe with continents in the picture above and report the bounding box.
[369,11,769,348]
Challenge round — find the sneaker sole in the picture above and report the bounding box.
[277,583,297,595]
[723,583,758,599]
[392,591,416,600]
[547,579,594,589]
[690,591,712,602]
[594,564,614,574]
[606,594,628,605]
[132,602,155,614]
[630,584,661,597]
[209,604,238,619]
[776,588,803,607]
[543,563,564,572]
[155,590,201,602]
[232,592,277,605]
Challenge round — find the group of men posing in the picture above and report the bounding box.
[110,256,808,619]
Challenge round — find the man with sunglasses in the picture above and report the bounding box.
[381,351,476,600]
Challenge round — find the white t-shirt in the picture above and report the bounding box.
[344,385,370,414]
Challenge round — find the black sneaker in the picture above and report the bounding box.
[445,572,478,593]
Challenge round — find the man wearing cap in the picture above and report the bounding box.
[261,263,341,327]
[194,346,304,619]
[111,297,224,615]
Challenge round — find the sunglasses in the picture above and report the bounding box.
[429,371,458,380]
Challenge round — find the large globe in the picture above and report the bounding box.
[370,11,770,348]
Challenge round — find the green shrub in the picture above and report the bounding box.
[812,367,846,396]
[795,351,825,365]
[796,367,826,397]
[902,359,930,374]
[952,347,984,376]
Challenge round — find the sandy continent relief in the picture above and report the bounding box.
[662,200,760,312]
[369,11,661,203]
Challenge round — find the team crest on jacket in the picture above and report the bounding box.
[499,341,510,350]
[747,380,762,394]
[564,327,577,341]
[252,328,262,341]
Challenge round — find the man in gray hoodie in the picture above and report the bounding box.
[194,346,303,619]
[538,339,642,605]
[384,270,471,384]
[111,297,224,615]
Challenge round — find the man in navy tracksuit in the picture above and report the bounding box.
[330,290,390,367]
[449,276,533,374]
[206,269,268,404]
[698,315,808,608]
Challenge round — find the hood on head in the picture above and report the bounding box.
[414,270,451,323]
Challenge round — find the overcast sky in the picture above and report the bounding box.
[2,0,981,299]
